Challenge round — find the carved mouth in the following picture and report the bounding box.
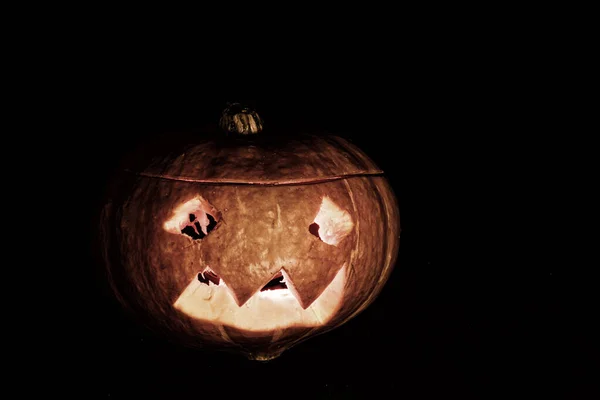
[174,265,347,331]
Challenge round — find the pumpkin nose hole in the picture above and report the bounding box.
[198,268,221,286]
[261,272,288,291]
[182,213,217,240]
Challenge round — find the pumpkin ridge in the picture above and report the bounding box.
[341,178,360,288]
[323,135,378,172]
[343,176,400,325]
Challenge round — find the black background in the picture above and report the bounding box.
[49,45,596,398]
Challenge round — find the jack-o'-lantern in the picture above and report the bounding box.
[100,103,400,360]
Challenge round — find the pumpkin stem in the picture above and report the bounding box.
[219,102,263,135]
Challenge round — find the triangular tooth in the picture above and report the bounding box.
[211,263,279,307]
[279,269,305,307]
[283,260,341,309]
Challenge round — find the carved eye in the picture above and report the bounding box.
[309,197,354,246]
[164,197,221,240]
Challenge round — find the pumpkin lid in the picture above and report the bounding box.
[124,104,384,185]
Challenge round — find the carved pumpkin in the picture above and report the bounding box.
[100,104,400,360]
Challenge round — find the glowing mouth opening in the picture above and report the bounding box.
[175,265,346,331]
[260,271,287,291]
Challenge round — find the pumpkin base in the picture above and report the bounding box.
[246,349,285,362]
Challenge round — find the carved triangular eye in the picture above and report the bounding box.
[309,197,354,246]
[164,196,221,240]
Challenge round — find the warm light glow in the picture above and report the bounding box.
[169,196,352,331]
[313,196,354,246]
[174,265,347,331]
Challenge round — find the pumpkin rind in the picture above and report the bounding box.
[127,135,383,183]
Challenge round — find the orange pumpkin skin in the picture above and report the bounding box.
[100,131,400,360]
